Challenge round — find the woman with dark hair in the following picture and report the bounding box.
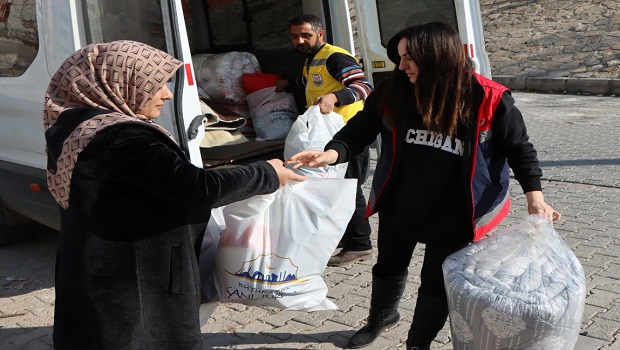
[288,22,560,349]
[44,40,305,349]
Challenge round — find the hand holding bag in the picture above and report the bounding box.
[284,105,348,178]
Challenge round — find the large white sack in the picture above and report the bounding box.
[203,178,356,311]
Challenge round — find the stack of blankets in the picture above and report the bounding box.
[443,215,586,350]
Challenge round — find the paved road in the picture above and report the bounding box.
[1,92,619,349]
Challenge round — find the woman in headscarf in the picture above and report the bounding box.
[44,40,305,349]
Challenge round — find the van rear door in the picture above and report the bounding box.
[80,0,355,168]
[80,0,204,166]
[352,0,492,87]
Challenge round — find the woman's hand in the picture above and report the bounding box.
[525,191,561,222]
[266,159,306,188]
[286,149,339,169]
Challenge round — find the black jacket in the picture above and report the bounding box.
[52,121,279,349]
[326,74,542,241]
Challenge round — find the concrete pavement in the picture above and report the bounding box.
[1,91,619,349]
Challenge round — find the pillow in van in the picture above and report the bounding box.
[192,52,261,104]
[242,73,282,95]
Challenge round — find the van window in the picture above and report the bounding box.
[82,0,167,50]
[376,0,457,45]
[184,0,303,53]
[0,0,38,77]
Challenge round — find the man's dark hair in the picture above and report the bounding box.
[289,14,323,33]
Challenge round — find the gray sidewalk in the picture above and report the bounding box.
[1,92,619,349]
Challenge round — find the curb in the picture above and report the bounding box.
[492,76,620,96]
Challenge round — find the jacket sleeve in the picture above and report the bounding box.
[325,88,384,163]
[325,52,373,106]
[492,92,542,193]
[102,124,280,209]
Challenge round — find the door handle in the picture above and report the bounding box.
[187,115,205,141]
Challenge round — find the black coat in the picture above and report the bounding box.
[326,75,542,241]
[52,123,279,349]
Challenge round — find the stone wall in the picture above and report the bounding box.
[480,0,620,79]
[348,0,619,79]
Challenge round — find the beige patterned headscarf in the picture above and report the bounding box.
[43,40,183,209]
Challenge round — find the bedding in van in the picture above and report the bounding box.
[193,52,261,104]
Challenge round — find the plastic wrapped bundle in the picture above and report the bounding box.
[443,215,586,350]
[192,52,261,104]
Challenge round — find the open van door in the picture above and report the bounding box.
[352,0,492,87]
[78,0,205,166]
[0,0,207,240]
[0,0,359,239]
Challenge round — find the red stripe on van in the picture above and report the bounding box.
[185,63,194,86]
[463,44,475,58]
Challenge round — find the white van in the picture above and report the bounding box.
[0,0,491,245]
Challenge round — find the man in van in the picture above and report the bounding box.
[277,14,374,267]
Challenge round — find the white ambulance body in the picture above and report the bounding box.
[0,0,490,245]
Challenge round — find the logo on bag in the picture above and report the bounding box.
[312,74,323,87]
[227,253,304,285]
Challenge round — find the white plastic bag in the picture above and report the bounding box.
[284,105,348,178]
[443,214,586,350]
[205,178,356,311]
[199,207,226,302]
[246,87,297,140]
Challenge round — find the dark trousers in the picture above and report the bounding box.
[374,211,469,297]
[342,145,372,251]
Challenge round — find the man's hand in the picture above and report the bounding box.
[314,93,338,114]
[275,80,289,92]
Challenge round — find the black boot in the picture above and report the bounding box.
[405,292,450,350]
[347,271,408,349]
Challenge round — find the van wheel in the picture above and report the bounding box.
[0,222,35,247]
